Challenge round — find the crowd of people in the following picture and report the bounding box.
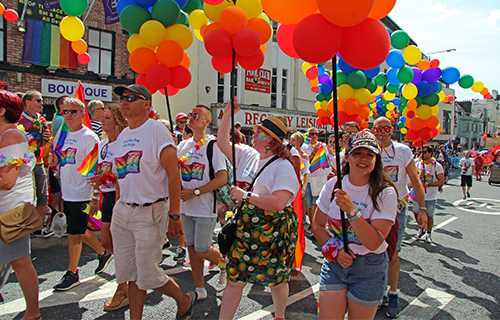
[0,84,496,320]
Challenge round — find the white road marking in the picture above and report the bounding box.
[453,198,500,215]
[433,217,458,231]
[400,288,454,318]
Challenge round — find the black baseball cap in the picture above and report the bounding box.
[114,84,152,101]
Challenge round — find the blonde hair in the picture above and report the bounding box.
[102,104,128,139]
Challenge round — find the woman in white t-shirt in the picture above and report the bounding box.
[312,131,398,320]
[217,101,299,320]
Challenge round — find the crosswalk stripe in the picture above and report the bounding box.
[433,217,458,231]
[400,288,454,318]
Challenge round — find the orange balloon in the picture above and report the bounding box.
[179,52,191,68]
[261,0,317,24]
[129,48,157,74]
[405,118,412,129]
[0,3,4,15]
[317,0,375,27]
[417,59,430,71]
[424,115,439,128]
[156,40,184,68]
[344,99,360,115]
[202,22,222,38]
[368,0,397,20]
[480,87,489,95]
[360,121,369,129]
[220,6,247,35]
[200,24,208,38]
[260,43,267,54]
[317,109,327,118]
[407,99,417,110]
[411,118,424,131]
[358,105,370,119]
[71,39,87,54]
[247,18,272,44]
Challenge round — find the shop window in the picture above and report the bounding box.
[271,68,277,108]
[281,69,288,109]
[217,72,224,103]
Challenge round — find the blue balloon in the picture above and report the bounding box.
[416,81,432,97]
[338,57,357,74]
[393,98,401,106]
[430,81,440,93]
[320,83,333,95]
[401,116,406,122]
[317,66,325,76]
[386,68,400,85]
[117,0,137,15]
[360,66,380,79]
[174,0,188,9]
[134,0,158,8]
[441,66,461,84]
[386,50,405,69]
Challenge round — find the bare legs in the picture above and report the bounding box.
[10,255,40,320]
[67,231,105,273]
[318,290,377,320]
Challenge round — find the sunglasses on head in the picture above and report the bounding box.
[309,132,318,136]
[63,109,80,115]
[120,94,146,103]
[188,113,201,120]
[373,126,392,133]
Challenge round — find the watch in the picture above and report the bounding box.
[420,206,427,211]
[93,189,100,194]
[169,214,180,221]
[194,188,201,196]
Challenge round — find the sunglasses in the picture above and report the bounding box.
[177,120,187,124]
[35,99,43,103]
[188,113,201,120]
[373,126,392,133]
[343,132,356,138]
[422,150,430,154]
[309,132,318,136]
[120,94,146,103]
[63,109,80,115]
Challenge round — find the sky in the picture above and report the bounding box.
[389,0,500,101]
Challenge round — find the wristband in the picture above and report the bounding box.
[244,192,252,203]
[346,208,362,223]
[93,189,100,194]
[92,196,100,201]
[420,206,427,211]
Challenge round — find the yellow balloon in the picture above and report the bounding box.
[236,0,263,20]
[309,78,319,86]
[189,10,208,29]
[373,86,383,96]
[353,88,371,105]
[302,62,313,75]
[258,12,270,24]
[338,84,354,100]
[193,28,204,41]
[383,91,395,101]
[320,100,328,110]
[385,111,392,118]
[403,45,421,65]
[314,101,321,110]
[471,81,484,93]
[140,20,167,47]
[165,24,193,50]
[416,105,432,120]
[438,91,447,102]
[127,34,154,53]
[402,83,418,100]
[401,128,407,134]
[369,94,376,103]
[402,108,408,118]
[431,105,439,116]
[60,16,84,42]
[387,102,395,111]
[203,1,233,22]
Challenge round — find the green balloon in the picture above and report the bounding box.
[398,104,406,112]
[391,30,410,50]
[120,5,151,34]
[316,93,327,101]
[375,73,388,86]
[183,0,202,13]
[177,11,189,27]
[398,121,405,128]
[347,70,367,89]
[337,71,349,86]
[152,0,180,28]
[60,0,88,16]
[364,78,377,93]
[423,92,439,106]
[387,84,399,94]
[401,96,408,105]
[397,66,414,84]
[318,62,327,66]
[325,93,332,101]
[415,96,423,107]
[458,74,474,89]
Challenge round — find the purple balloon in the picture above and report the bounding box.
[411,67,422,84]
[422,68,442,83]
[318,74,330,85]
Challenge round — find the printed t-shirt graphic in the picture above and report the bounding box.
[380,141,414,200]
[59,147,77,167]
[115,150,143,179]
[180,162,205,182]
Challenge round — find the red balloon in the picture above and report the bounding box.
[407,110,415,118]
[316,117,322,126]
[406,128,419,141]
[233,28,261,57]
[146,64,172,90]
[276,24,300,59]
[333,111,349,126]
[430,59,440,68]
[3,9,18,22]
[212,54,237,74]
[238,50,264,71]
[306,66,319,80]
[77,53,90,65]
[339,18,390,69]
[159,85,180,96]
[347,114,362,125]
[204,0,223,4]
[413,140,423,148]
[431,127,438,138]
[419,127,433,141]
[311,86,319,93]
[204,29,233,58]
[136,74,157,94]
[293,14,342,63]
[169,65,191,89]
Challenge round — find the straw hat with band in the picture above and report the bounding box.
[253,117,287,142]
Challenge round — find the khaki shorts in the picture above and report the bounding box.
[110,199,169,290]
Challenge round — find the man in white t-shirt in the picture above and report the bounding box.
[459,150,475,200]
[178,105,228,300]
[372,116,427,319]
[328,122,360,179]
[48,98,111,291]
[412,145,444,243]
[111,84,195,320]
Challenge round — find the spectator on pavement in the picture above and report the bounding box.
[329,122,360,178]
[174,112,188,144]
[459,150,475,199]
[88,100,105,139]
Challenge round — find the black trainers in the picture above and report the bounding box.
[163,240,172,250]
[378,294,389,309]
[467,191,471,198]
[32,228,55,238]
[53,270,80,291]
[413,228,426,241]
[386,293,401,318]
[174,247,187,261]
[95,251,114,274]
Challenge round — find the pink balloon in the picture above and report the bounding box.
[204,0,223,4]
[276,23,300,59]
[233,28,261,57]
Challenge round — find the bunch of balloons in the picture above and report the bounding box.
[119,0,196,96]
[189,0,272,73]
[0,3,19,22]
[58,0,91,65]
[266,0,396,69]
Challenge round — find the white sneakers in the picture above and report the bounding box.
[216,270,227,292]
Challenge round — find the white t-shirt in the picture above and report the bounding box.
[252,157,299,206]
[300,157,310,182]
[459,158,474,176]
[415,159,443,201]
[178,137,227,218]
[115,119,175,204]
[301,142,330,178]
[97,139,117,192]
[381,141,414,201]
[235,143,260,186]
[59,126,99,202]
[316,175,398,255]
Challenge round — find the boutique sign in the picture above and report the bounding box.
[41,79,113,102]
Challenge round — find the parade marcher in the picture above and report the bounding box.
[88,100,105,139]
[111,84,195,319]
[0,91,40,320]
[459,150,475,199]
[174,112,188,143]
[329,122,360,179]
[217,101,299,320]
[86,104,130,311]
[313,131,398,320]
[474,152,484,181]
[290,132,310,203]
[177,105,228,299]
[372,116,427,318]
[412,146,444,243]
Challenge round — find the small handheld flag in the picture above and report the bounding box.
[76,143,98,178]
[309,144,328,173]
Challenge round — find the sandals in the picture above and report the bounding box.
[176,291,197,320]
[22,315,41,320]
[104,289,129,311]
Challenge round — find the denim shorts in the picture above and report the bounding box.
[412,200,436,218]
[305,183,318,209]
[319,252,389,306]
[180,214,217,252]
[396,206,407,251]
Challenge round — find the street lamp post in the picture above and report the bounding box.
[424,48,456,61]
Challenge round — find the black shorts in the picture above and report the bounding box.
[64,201,90,235]
[101,191,116,223]
[461,175,472,187]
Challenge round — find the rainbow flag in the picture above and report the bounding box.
[51,121,69,157]
[75,81,93,130]
[304,132,311,144]
[77,143,99,178]
[309,144,328,173]
[22,19,78,69]
[292,183,305,271]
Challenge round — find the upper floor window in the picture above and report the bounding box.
[0,18,5,62]
[88,28,114,75]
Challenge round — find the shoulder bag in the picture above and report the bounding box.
[0,203,43,244]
